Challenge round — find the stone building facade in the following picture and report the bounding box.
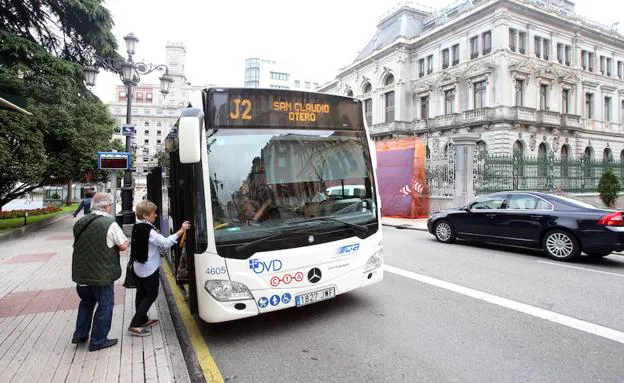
[318,0,624,163]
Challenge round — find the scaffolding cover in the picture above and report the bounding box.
[375,138,429,218]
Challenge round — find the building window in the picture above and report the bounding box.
[562,89,569,114]
[305,81,310,89]
[442,49,449,69]
[144,121,149,126]
[144,130,149,134]
[364,98,372,126]
[421,96,429,119]
[585,93,593,119]
[452,44,460,65]
[157,109,163,114]
[482,31,491,55]
[427,55,433,74]
[515,79,524,106]
[600,56,606,75]
[419,59,425,77]
[444,89,455,114]
[144,139,149,144]
[385,91,395,123]
[603,148,613,163]
[509,29,517,52]
[557,43,563,64]
[543,39,550,60]
[136,92,143,101]
[604,96,612,121]
[313,82,319,88]
[565,45,571,66]
[581,50,587,70]
[518,32,526,53]
[534,36,542,58]
[473,81,486,109]
[539,84,548,110]
[294,80,300,88]
[270,71,289,81]
[470,36,479,59]
[618,61,623,79]
[144,108,151,114]
[146,93,153,102]
[607,58,612,76]
[157,140,161,144]
[157,130,162,136]
[588,52,594,72]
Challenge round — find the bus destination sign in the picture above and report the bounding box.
[208,88,363,130]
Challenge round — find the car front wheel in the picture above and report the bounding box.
[434,220,456,243]
[543,230,581,261]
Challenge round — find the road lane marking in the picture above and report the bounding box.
[384,264,624,345]
[537,261,624,277]
[162,261,224,383]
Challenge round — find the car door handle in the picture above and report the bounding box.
[486,214,496,218]
[529,215,543,219]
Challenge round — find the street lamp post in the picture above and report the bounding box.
[83,33,174,225]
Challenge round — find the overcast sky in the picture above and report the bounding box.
[91,0,623,103]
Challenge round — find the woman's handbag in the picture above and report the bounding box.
[122,259,137,289]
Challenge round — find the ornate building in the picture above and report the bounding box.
[109,42,204,198]
[318,0,624,163]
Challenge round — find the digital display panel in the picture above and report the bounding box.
[98,153,131,170]
[207,88,364,130]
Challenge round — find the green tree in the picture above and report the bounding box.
[597,169,621,208]
[0,1,119,207]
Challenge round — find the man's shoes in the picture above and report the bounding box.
[88,338,118,352]
[141,319,159,327]
[128,327,151,337]
[71,336,88,344]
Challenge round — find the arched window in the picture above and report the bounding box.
[561,144,570,177]
[476,140,487,155]
[362,82,372,94]
[345,89,353,97]
[584,146,594,159]
[426,145,431,159]
[537,143,549,177]
[384,73,395,86]
[513,140,524,156]
[603,147,613,163]
[621,149,624,162]
[443,142,454,157]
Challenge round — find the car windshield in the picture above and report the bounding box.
[207,128,377,244]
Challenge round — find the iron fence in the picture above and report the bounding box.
[426,151,456,197]
[474,152,624,194]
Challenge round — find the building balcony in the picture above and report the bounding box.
[462,108,494,125]
[536,110,561,127]
[561,115,581,129]
[430,113,461,129]
[370,121,414,135]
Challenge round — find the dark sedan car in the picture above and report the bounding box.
[427,192,624,261]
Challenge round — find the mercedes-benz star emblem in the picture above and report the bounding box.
[308,267,322,283]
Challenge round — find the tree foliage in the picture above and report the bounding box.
[597,169,621,208]
[0,1,120,208]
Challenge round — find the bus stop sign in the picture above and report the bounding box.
[98,152,131,170]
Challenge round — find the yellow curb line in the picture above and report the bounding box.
[162,261,224,383]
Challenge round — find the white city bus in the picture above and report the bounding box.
[164,87,382,323]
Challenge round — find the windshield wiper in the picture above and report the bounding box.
[294,216,368,236]
[235,226,314,253]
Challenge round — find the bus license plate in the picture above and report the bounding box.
[295,287,335,307]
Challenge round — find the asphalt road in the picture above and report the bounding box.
[200,226,624,383]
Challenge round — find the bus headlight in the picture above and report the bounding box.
[364,249,383,273]
[204,280,253,301]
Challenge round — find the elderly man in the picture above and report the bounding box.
[71,192,128,351]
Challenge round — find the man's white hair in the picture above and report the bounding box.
[91,192,113,212]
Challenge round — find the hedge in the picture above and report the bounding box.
[0,206,63,219]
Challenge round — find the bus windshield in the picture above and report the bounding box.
[207,127,377,248]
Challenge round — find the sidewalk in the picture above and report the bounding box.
[381,216,429,231]
[0,215,190,382]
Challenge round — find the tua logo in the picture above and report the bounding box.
[337,243,360,255]
[249,259,283,274]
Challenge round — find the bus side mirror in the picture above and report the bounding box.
[178,116,201,163]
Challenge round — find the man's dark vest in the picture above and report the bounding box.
[72,214,121,286]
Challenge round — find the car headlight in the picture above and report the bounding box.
[204,280,253,301]
[364,248,384,273]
